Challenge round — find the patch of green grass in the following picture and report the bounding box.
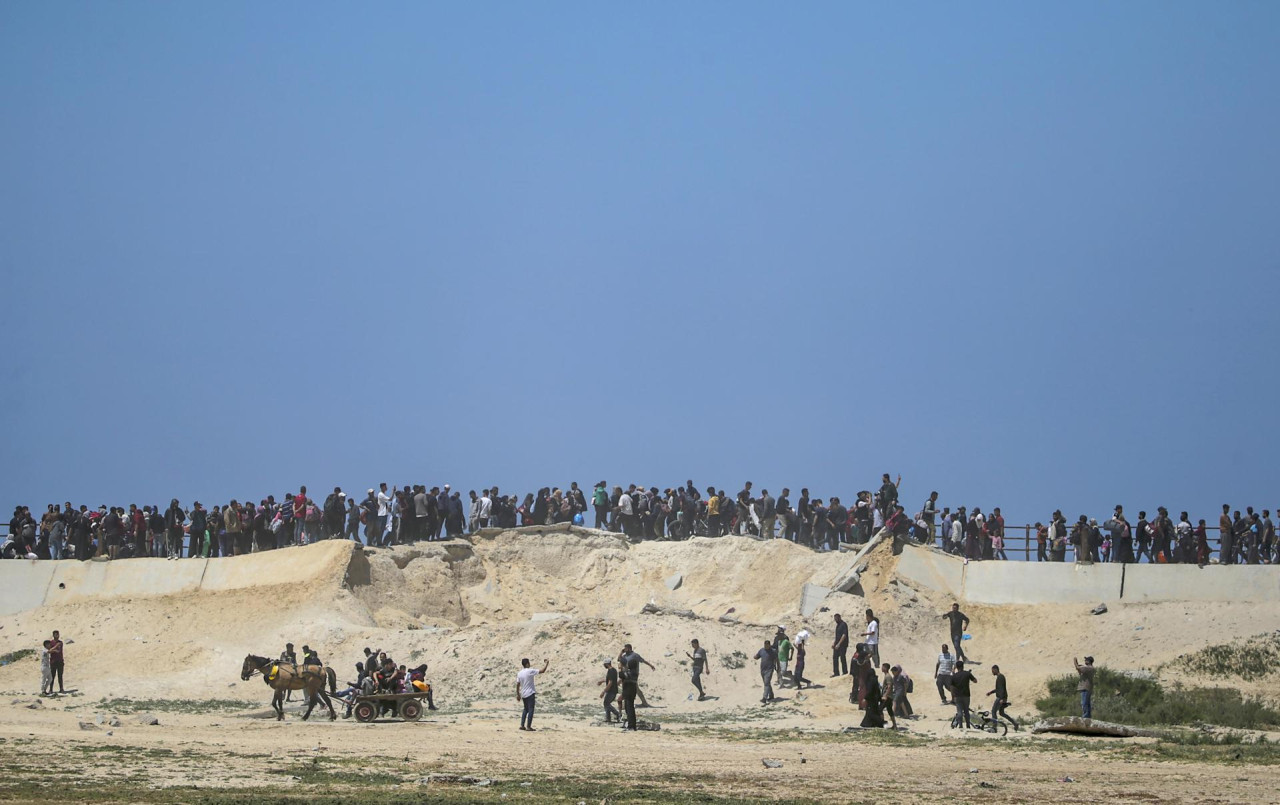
[0,648,35,665]
[1167,633,1280,681]
[679,725,931,746]
[1035,667,1280,729]
[95,698,253,715]
[271,757,403,786]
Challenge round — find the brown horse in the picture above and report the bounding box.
[241,654,337,721]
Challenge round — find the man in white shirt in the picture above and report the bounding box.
[618,490,634,537]
[863,609,881,668]
[515,657,549,731]
[376,483,392,544]
[478,490,493,528]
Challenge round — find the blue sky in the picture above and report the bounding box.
[2,1,1278,527]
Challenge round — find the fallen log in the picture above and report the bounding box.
[1031,716,1160,738]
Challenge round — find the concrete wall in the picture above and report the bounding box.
[895,545,965,600]
[1123,563,1280,603]
[0,560,57,616]
[0,541,355,615]
[964,560,1123,605]
[895,543,1280,605]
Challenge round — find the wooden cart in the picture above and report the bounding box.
[350,691,431,723]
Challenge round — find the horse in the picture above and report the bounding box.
[241,654,337,721]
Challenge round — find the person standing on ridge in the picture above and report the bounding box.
[878,473,900,520]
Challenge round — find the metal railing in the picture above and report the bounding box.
[924,524,1237,563]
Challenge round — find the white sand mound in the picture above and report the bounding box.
[2,528,1278,722]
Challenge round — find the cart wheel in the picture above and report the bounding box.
[354,701,377,723]
[399,699,423,722]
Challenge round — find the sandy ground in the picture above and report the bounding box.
[2,529,1280,802]
[3,698,1280,804]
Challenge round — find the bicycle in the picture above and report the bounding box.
[950,707,1009,736]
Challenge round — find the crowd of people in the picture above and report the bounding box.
[5,473,1273,566]
[36,608,1095,733]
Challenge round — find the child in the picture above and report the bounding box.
[39,640,52,696]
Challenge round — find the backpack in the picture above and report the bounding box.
[904,674,914,693]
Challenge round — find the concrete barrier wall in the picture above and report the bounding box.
[895,545,965,600]
[0,541,355,615]
[0,560,57,616]
[1123,564,1280,603]
[44,559,208,606]
[963,559,1124,605]
[895,544,1280,605]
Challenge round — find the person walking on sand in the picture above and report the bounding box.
[934,644,955,705]
[685,639,710,701]
[755,639,777,704]
[831,614,849,677]
[598,660,619,723]
[949,660,977,730]
[1074,656,1095,719]
[987,665,1019,731]
[516,657,549,731]
[942,604,970,662]
[774,628,792,687]
[880,663,897,729]
[793,628,811,689]
[862,609,881,668]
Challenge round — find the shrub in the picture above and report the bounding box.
[1036,666,1280,729]
[1168,633,1280,681]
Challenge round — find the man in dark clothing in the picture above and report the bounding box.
[754,639,777,704]
[48,631,65,693]
[618,644,655,731]
[921,492,939,543]
[757,490,776,540]
[943,604,970,662]
[797,489,812,546]
[599,660,620,722]
[831,614,849,676]
[827,498,849,546]
[949,660,977,729]
[436,486,452,539]
[987,665,1019,730]
[1135,511,1152,563]
[878,473,899,519]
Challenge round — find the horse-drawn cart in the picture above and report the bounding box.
[351,691,431,723]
